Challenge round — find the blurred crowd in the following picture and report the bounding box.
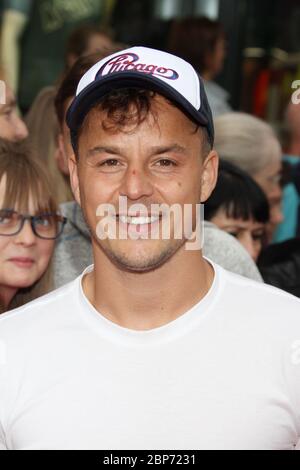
[0,2,299,313]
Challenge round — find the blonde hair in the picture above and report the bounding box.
[214,112,282,176]
[0,140,57,313]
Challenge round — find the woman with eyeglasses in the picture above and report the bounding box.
[0,140,67,313]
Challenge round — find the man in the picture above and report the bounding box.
[0,47,299,450]
[53,50,263,287]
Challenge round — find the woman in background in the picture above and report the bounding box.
[0,140,66,313]
[205,160,270,262]
[214,112,283,242]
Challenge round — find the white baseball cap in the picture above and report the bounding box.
[66,46,214,146]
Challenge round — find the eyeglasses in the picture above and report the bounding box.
[0,209,67,239]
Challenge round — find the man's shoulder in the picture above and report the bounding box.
[220,264,300,323]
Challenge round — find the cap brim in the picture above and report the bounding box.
[66,71,213,143]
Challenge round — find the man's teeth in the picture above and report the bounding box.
[119,215,159,225]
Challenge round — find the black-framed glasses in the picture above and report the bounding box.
[0,209,67,240]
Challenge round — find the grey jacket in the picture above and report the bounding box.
[53,202,263,288]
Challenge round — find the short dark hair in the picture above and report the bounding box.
[167,16,225,73]
[205,160,270,223]
[73,87,212,158]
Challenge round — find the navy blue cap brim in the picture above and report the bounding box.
[66,71,214,146]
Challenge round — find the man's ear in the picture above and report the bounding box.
[200,150,219,203]
[68,154,81,206]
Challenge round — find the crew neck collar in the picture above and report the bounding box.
[76,258,223,346]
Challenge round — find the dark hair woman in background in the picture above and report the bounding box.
[205,160,270,262]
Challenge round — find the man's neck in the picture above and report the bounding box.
[82,246,214,331]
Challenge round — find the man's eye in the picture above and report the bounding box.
[99,159,120,166]
[155,159,177,167]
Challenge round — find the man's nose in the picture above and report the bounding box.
[119,167,153,201]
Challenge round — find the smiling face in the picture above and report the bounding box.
[0,175,55,306]
[0,85,28,142]
[69,94,218,273]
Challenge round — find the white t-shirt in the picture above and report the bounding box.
[0,261,300,450]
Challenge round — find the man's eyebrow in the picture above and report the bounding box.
[149,144,187,155]
[87,143,188,157]
[87,146,121,157]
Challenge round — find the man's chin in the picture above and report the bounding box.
[107,253,169,273]
[101,241,183,273]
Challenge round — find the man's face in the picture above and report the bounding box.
[69,95,218,272]
[0,86,28,142]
